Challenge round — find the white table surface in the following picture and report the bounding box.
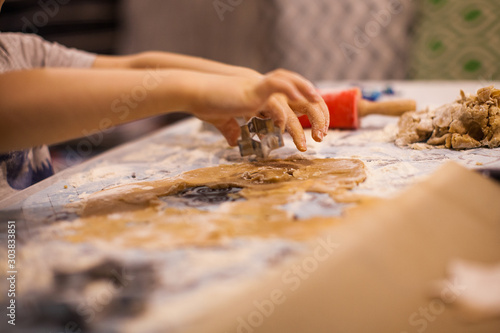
[1,80,499,332]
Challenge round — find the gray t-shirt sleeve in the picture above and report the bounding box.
[0,32,96,73]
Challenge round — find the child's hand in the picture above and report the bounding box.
[262,94,329,152]
[187,69,328,150]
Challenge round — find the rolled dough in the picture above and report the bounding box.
[64,158,366,249]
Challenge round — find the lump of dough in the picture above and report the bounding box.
[396,86,500,149]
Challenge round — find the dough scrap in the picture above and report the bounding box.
[396,86,500,149]
[64,158,366,249]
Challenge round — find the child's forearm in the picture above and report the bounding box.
[0,68,194,152]
[93,51,261,78]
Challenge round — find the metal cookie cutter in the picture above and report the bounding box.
[237,117,284,158]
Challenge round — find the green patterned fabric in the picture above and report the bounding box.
[409,0,500,80]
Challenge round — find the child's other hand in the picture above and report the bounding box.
[188,69,328,150]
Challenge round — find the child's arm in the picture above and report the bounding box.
[93,52,329,151]
[0,67,322,153]
[93,51,259,78]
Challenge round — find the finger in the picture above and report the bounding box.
[309,103,327,142]
[267,69,322,103]
[318,97,330,134]
[209,117,241,147]
[261,96,289,132]
[283,105,307,152]
[289,100,328,142]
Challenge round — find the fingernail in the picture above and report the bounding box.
[300,140,307,151]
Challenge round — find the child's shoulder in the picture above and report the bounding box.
[0,32,95,73]
[0,32,49,57]
[0,32,47,73]
[0,31,45,44]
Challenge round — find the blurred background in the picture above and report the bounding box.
[1,0,499,167]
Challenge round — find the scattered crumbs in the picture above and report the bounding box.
[476,162,483,166]
[64,185,68,189]
[66,164,132,188]
[409,143,432,150]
